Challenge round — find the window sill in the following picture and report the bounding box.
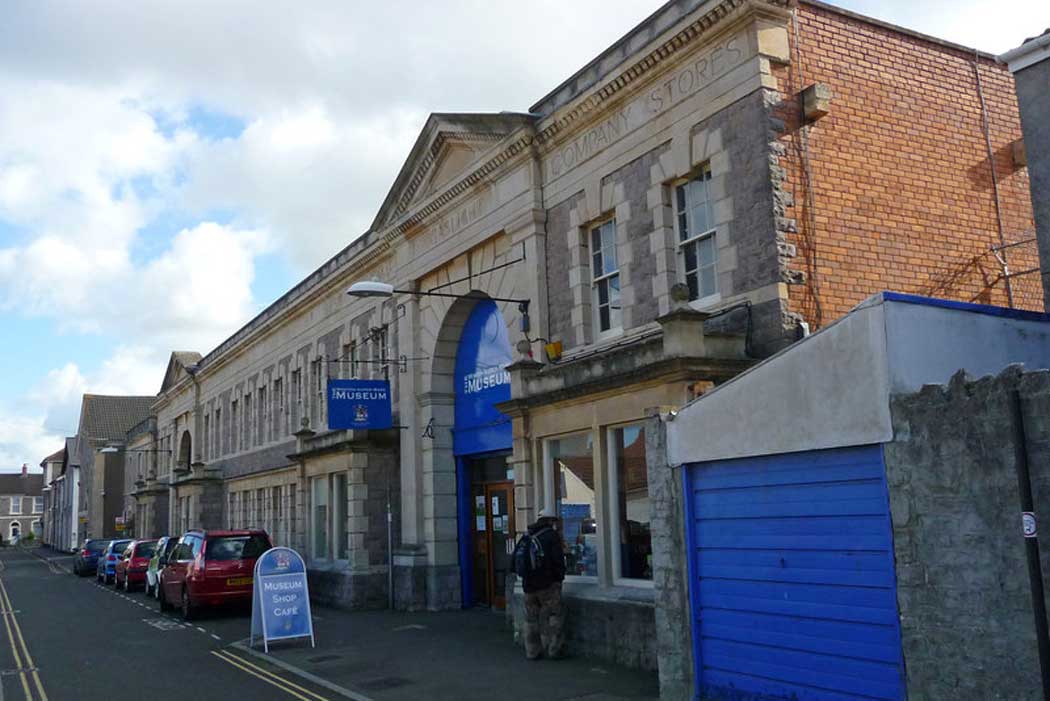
[515,579,655,606]
[689,292,722,311]
[306,559,350,572]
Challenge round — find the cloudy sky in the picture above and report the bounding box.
[0,0,1046,471]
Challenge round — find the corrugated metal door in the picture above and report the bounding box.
[684,445,905,700]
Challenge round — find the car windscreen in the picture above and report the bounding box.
[85,541,106,552]
[111,542,130,553]
[135,543,157,558]
[204,535,270,562]
[164,539,178,555]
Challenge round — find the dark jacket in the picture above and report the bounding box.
[522,519,566,593]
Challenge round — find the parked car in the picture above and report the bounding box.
[114,539,158,591]
[72,539,109,576]
[159,530,271,619]
[145,536,179,598]
[95,539,132,584]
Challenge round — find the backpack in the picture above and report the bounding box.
[512,528,550,579]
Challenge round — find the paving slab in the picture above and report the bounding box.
[242,606,660,701]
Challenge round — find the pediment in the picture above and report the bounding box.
[371,112,536,232]
[159,351,202,394]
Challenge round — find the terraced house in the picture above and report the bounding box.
[112,0,1036,687]
[0,468,44,544]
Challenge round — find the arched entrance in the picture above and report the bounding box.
[9,521,20,541]
[451,299,514,609]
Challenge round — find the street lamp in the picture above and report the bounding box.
[347,281,532,333]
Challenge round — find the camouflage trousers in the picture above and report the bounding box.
[524,582,564,659]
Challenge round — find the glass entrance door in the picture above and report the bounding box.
[466,454,514,609]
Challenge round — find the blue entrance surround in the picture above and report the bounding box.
[683,445,906,700]
[452,300,513,607]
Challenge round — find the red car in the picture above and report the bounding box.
[158,529,272,620]
[114,539,158,591]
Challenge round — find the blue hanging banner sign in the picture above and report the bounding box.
[250,547,315,653]
[453,300,513,456]
[327,379,393,430]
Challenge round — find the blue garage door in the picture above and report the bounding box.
[684,445,905,701]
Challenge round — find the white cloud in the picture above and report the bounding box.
[0,412,62,474]
[182,105,423,267]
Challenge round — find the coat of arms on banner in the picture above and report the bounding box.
[354,404,368,424]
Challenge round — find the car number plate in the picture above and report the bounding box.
[226,577,253,586]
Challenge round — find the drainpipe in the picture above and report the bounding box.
[1010,390,1050,699]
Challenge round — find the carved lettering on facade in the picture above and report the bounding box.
[435,185,493,241]
[646,37,744,113]
[547,108,633,178]
[547,34,746,179]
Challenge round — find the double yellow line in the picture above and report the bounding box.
[0,575,47,700]
[211,649,330,701]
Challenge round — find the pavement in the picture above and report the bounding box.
[2,546,658,701]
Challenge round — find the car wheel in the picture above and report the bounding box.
[72,563,79,576]
[158,585,170,612]
[123,575,130,592]
[180,588,195,621]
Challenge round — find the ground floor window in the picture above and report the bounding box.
[541,422,652,585]
[270,487,281,545]
[610,425,652,581]
[311,476,329,560]
[547,433,599,577]
[311,473,348,563]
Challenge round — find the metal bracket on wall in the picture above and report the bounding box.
[325,355,428,374]
[426,241,526,294]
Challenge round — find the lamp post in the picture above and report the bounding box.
[346,281,532,334]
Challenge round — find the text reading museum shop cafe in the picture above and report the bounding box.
[250,547,315,652]
[328,379,393,431]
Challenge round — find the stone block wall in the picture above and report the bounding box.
[884,365,1050,699]
[645,414,695,700]
[508,584,657,671]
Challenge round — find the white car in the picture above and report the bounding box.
[144,535,179,598]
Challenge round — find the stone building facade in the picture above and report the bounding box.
[71,394,154,541]
[127,0,1036,676]
[48,437,80,552]
[39,449,64,547]
[0,470,44,544]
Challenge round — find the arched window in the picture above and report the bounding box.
[178,431,192,471]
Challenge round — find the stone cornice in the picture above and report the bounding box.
[533,0,791,149]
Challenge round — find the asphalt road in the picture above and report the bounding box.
[0,546,337,701]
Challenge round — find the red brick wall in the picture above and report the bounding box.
[775,1,1038,329]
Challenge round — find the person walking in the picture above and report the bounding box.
[516,507,567,660]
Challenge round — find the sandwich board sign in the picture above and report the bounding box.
[249,547,315,652]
